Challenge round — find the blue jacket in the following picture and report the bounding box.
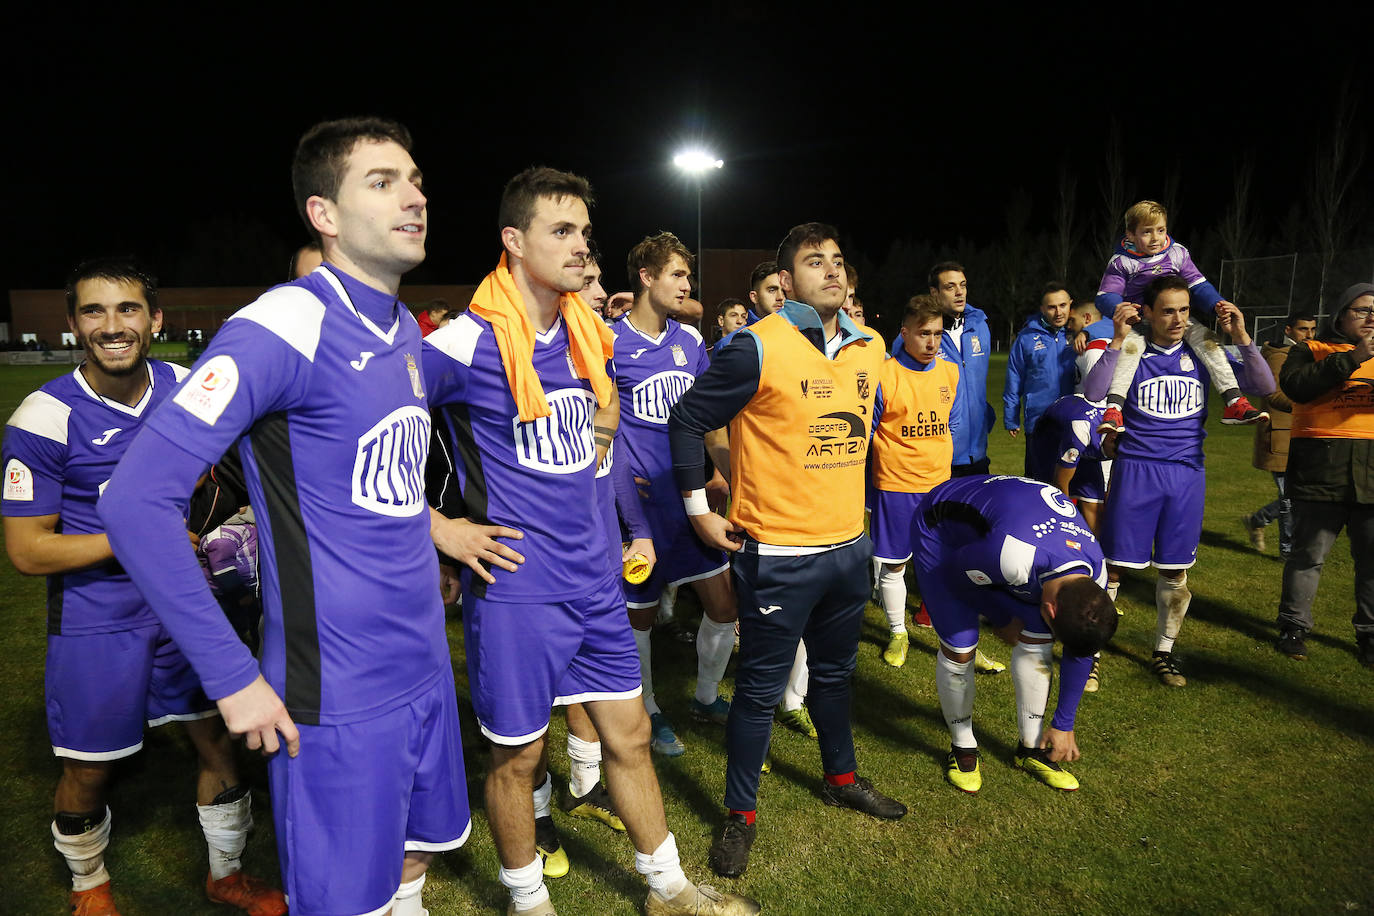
[1003,314,1074,434]
[897,303,994,465]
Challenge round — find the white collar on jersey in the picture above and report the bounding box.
[621,315,669,346]
[534,315,564,344]
[316,267,400,346]
[72,361,156,418]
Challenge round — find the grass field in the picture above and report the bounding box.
[1,356,1369,915]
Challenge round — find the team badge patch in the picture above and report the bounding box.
[670,344,688,367]
[4,458,33,501]
[965,569,992,586]
[971,337,983,356]
[173,355,239,426]
[939,385,952,404]
[565,347,578,378]
[1180,355,1194,372]
[405,353,425,399]
[855,370,870,400]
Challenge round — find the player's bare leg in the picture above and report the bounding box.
[490,736,554,912]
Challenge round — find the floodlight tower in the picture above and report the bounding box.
[673,149,724,293]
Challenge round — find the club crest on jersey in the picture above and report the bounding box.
[513,388,597,474]
[4,458,33,501]
[939,385,952,404]
[1134,376,1205,419]
[1179,354,1194,372]
[174,355,238,426]
[632,371,695,424]
[565,347,578,379]
[352,406,430,517]
[855,370,870,400]
[405,353,424,399]
[970,337,983,356]
[670,344,688,367]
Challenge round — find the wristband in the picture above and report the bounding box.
[682,489,710,516]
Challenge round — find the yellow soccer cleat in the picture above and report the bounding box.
[1014,746,1080,791]
[973,648,1006,674]
[945,746,982,794]
[882,630,909,667]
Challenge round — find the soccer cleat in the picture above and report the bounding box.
[70,882,121,916]
[820,775,907,819]
[650,712,686,757]
[1014,745,1080,792]
[1276,630,1307,661]
[974,648,1006,674]
[776,705,818,739]
[1150,652,1187,687]
[945,747,982,794]
[646,881,761,916]
[1241,514,1266,552]
[205,871,288,916]
[882,630,909,667]
[1357,635,1374,669]
[912,600,933,628]
[507,900,558,916]
[707,813,757,878]
[1221,396,1267,426]
[1097,406,1125,434]
[558,782,625,831]
[534,815,570,879]
[760,755,772,775]
[1084,659,1101,693]
[691,695,731,725]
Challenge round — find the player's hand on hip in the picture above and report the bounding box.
[688,511,745,552]
[430,512,524,585]
[218,675,300,758]
[1042,726,1079,763]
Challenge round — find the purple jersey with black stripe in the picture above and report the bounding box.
[1115,340,1211,467]
[612,317,708,489]
[423,312,610,601]
[145,266,447,725]
[3,360,188,634]
[1025,395,1105,484]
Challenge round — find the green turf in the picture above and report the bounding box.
[0,356,1368,915]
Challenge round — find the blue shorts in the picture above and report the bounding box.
[870,489,927,564]
[46,624,215,760]
[464,574,641,745]
[1069,457,1111,503]
[624,490,728,607]
[270,667,470,916]
[1101,458,1203,569]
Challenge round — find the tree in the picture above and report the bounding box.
[1306,76,1366,306]
[1050,161,1080,284]
[1216,155,1260,302]
[1096,119,1133,264]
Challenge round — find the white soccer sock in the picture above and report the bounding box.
[633,627,660,716]
[695,617,735,705]
[52,807,111,892]
[1155,573,1191,654]
[499,857,549,912]
[391,874,426,916]
[935,652,977,748]
[879,565,908,633]
[1011,641,1054,749]
[1107,327,1146,403]
[657,585,678,624]
[197,791,252,881]
[1183,321,1240,396]
[1106,580,1120,603]
[781,643,809,712]
[532,772,553,820]
[566,733,603,799]
[634,832,689,902]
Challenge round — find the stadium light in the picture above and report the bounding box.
[673,149,724,295]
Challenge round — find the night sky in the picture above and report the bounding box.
[5,8,1367,306]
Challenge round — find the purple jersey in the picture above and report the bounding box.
[423,312,610,601]
[1097,237,1221,312]
[198,520,257,597]
[1115,340,1212,467]
[141,266,447,725]
[612,317,709,488]
[1025,396,1106,484]
[3,360,188,634]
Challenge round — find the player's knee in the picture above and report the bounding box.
[884,562,906,576]
[61,759,112,792]
[939,645,974,664]
[627,606,657,630]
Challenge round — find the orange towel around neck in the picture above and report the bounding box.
[467,253,615,421]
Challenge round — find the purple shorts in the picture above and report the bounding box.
[1069,457,1111,503]
[910,543,1051,650]
[465,573,641,744]
[870,489,928,564]
[46,624,215,760]
[270,666,470,916]
[1101,458,1203,569]
[624,491,728,607]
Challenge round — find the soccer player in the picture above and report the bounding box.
[912,475,1118,793]
[1093,277,1273,686]
[423,167,757,916]
[670,222,907,880]
[580,244,609,315]
[1026,395,1110,534]
[4,257,284,916]
[100,118,473,916]
[870,294,960,667]
[745,260,785,323]
[713,298,749,350]
[615,232,738,755]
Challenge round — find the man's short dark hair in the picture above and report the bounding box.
[777,223,840,275]
[1285,310,1318,325]
[627,232,694,294]
[292,117,414,242]
[65,257,158,318]
[499,167,594,233]
[1053,578,1119,657]
[1142,275,1191,307]
[1041,281,1071,300]
[902,294,944,328]
[928,261,966,290]
[749,260,778,291]
[586,237,602,267]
